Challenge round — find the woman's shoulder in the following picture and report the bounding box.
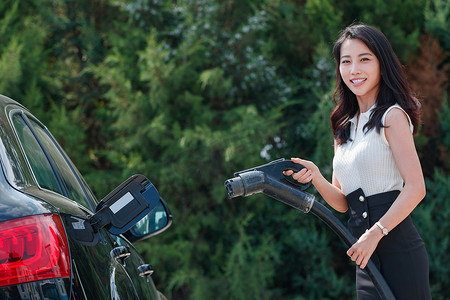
[378,103,414,145]
[382,103,403,115]
[382,103,413,132]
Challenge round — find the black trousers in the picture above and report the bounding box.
[346,189,431,300]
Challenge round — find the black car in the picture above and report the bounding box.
[0,94,172,299]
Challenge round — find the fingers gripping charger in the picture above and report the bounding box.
[224,158,395,300]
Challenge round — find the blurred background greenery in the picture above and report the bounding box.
[1,0,448,299]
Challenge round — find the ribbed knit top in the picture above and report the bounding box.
[333,104,413,197]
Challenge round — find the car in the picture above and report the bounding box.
[0,94,172,299]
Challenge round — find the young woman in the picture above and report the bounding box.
[285,24,431,299]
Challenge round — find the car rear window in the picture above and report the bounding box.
[13,114,63,194]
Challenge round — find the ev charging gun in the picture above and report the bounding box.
[224,158,395,300]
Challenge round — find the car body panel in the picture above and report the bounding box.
[0,177,56,221]
[0,95,166,299]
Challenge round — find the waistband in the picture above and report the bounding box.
[346,188,400,238]
[346,188,400,210]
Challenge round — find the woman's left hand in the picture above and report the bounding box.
[346,226,384,269]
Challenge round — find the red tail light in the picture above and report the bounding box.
[0,214,71,287]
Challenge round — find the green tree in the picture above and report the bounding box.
[92,2,287,297]
[0,1,48,115]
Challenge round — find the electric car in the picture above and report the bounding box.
[0,94,172,299]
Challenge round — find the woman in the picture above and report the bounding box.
[285,24,431,299]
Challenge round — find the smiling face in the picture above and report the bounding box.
[339,38,381,107]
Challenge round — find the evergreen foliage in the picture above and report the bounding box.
[0,0,448,299]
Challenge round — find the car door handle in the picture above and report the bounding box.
[110,246,131,266]
[137,264,154,280]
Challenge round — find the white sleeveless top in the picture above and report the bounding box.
[333,104,413,197]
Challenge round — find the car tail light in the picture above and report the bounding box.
[0,214,71,287]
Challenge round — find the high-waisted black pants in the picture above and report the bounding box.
[346,189,431,300]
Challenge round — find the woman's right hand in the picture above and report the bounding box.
[285,157,348,213]
[283,157,320,184]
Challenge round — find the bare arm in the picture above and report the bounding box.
[346,108,426,268]
[377,108,426,229]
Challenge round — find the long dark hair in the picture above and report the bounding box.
[331,23,421,145]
